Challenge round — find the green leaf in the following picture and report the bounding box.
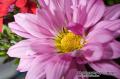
[0,51,6,57]
[104,0,120,5]
[0,25,22,64]
[14,58,20,65]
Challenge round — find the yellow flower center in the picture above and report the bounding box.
[55,28,85,53]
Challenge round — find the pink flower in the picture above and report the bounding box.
[7,0,120,79]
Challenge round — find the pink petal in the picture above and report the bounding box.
[86,0,96,12]
[30,39,56,55]
[94,20,120,37]
[38,0,73,24]
[7,39,36,58]
[64,61,78,79]
[46,55,71,79]
[67,22,83,35]
[65,61,88,79]
[110,40,120,59]
[82,43,103,61]
[9,22,35,38]
[94,20,120,32]
[65,68,78,79]
[37,8,65,35]
[64,0,73,22]
[7,38,56,58]
[38,0,49,8]
[82,40,120,61]
[25,55,53,79]
[86,29,113,43]
[40,0,64,14]
[14,13,53,38]
[72,0,87,24]
[84,0,105,28]
[100,44,113,59]
[17,58,34,72]
[89,61,120,79]
[104,4,120,20]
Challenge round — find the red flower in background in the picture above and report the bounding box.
[16,0,36,13]
[0,0,37,32]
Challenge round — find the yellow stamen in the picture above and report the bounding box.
[55,28,85,53]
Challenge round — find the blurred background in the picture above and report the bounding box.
[0,0,120,79]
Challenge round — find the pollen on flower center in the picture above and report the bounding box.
[55,28,85,53]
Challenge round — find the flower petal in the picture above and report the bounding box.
[89,61,120,79]
[15,0,27,8]
[38,0,73,24]
[94,20,120,37]
[9,22,34,38]
[38,0,49,8]
[82,43,103,61]
[104,4,120,20]
[30,38,56,55]
[37,8,65,35]
[84,0,105,28]
[17,58,34,72]
[72,0,87,24]
[67,22,83,35]
[46,55,71,79]
[83,40,120,61]
[25,55,53,79]
[7,38,55,58]
[110,40,120,59]
[94,20,120,32]
[65,61,88,79]
[7,39,36,58]
[14,13,53,38]
[86,29,113,43]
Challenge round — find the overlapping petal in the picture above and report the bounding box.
[94,20,120,33]
[82,40,120,61]
[14,13,54,38]
[7,39,36,58]
[84,0,105,28]
[46,56,71,79]
[104,4,120,20]
[7,38,55,58]
[64,62,88,79]
[37,8,65,35]
[25,55,52,79]
[89,61,120,79]
[9,22,35,38]
[17,58,34,72]
[86,29,114,43]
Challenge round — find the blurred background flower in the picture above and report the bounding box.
[0,0,37,32]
